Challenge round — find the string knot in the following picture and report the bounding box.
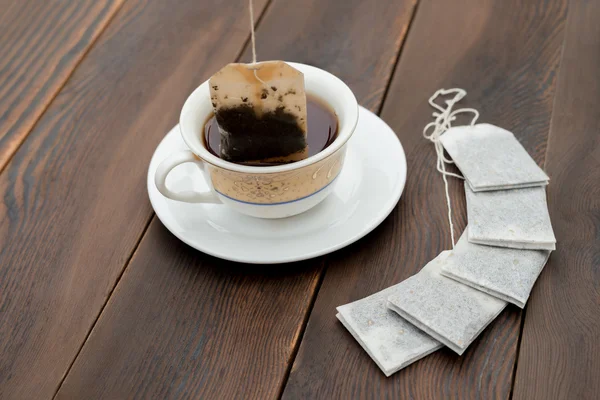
[423,88,479,247]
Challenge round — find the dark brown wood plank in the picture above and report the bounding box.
[54,0,418,398]
[238,0,417,112]
[512,0,600,398]
[0,0,125,172]
[55,220,324,400]
[282,0,568,398]
[0,1,270,398]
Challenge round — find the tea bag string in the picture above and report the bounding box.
[423,88,479,247]
[248,0,267,85]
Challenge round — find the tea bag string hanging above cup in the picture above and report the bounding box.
[423,89,479,247]
[248,0,267,85]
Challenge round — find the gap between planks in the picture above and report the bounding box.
[49,0,274,397]
[51,214,153,400]
[277,0,421,396]
[53,0,421,396]
[507,2,570,397]
[375,0,421,116]
[0,0,127,177]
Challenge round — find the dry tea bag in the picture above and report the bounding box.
[387,251,507,355]
[441,230,551,308]
[209,61,308,164]
[439,123,549,192]
[337,285,442,377]
[465,183,556,250]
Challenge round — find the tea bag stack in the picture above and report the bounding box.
[440,231,551,308]
[336,282,442,376]
[336,89,556,376]
[386,252,507,355]
[439,123,549,191]
[440,123,555,250]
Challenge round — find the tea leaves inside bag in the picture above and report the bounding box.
[441,230,551,307]
[387,251,507,355]
[440,123,549,191]
[209,61,308,164]
[465,183,556,250]
[337,284,442,376]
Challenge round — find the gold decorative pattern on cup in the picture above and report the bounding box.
[208,149,345,204]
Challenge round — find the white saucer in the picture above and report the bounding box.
[147,106,407,264]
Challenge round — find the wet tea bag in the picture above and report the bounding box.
[465,183,556,250]
[441,230,551,307]
[387,251,507,355]
[337,285,442,376]
[209,61,308,164]
[439,123,549,192]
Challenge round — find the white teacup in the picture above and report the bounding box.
[155,62,358,219]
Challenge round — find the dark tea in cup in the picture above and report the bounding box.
[203,95,338,166]
[155,62,358,218]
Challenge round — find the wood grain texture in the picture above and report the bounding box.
[54,0,418,398]
[56,220,324,400]
[0,0,125,172]
[282,0,568,398]
[512,0,600,398]
[0,0,269,398]
[239,0,418,112]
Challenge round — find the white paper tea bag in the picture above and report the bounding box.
[440,230,551,307]
[209,61,308,164]
[465,183,556,250]
[439,123,549,191]
[337,285,442,376]
[387,251,507,355]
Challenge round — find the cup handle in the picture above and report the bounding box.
[154,150,221,203]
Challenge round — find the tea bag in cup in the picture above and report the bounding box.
[337,285,442,376]
[439,124,549,192]
[441,230,551,308]
[387,251,507,355]
[465,183,556,250]
[209,61,308,164]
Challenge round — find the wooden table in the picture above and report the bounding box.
[1,0,598,398]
